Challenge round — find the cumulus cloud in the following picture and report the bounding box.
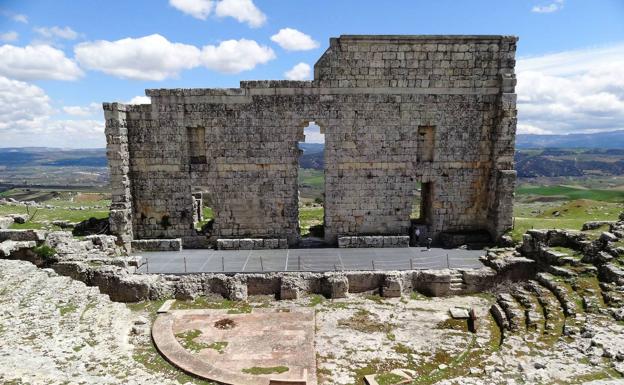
[169,0,213,20]
[1,10,28,23]
[34,26,79,40]
[516,42,624,135]
[75,34,201,81]
[0,44,83,81]
[169,0,265,27]
[13,14,27,23]
[0,31,18,42]
[271,28,319,51]
[201,39,275,73]
[128,96,151,104]
[0,76,104,147]
[284,62,311,80]
[62,102,101,117]
[215,0,266,28]
[532,0,564,13]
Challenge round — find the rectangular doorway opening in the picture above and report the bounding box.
[297,121,325,243]
[411,182,433,246]
[192,190,215,235]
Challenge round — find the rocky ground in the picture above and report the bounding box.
[0,259,209,385]
[2,214,624,384]
[2,256,623,385]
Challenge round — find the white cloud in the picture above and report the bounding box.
[302,123,324,144]
[201,39,275,73]
[0,31,18,42]
[0,76,104,147]
[215,0,266,27]
[128,96,151,104]
[12,14,27,23]
[169,0,265,27]
[532,0,564,13]
[62,102,101,117]
[169,0,213,20]
[284,62,311,80]
[517,42,624,135]
[271,28,319,51]
[0,44,83,81]
[75,34,201,81]
[34,26,79,40]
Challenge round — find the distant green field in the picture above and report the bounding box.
[0,189,109,230]
[516,185,624,202]
[510,199,624,242]
[298,168,324,189]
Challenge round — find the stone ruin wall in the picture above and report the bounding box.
[104,35,518,248]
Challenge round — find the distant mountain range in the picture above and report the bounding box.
[2,130,624,179]
[0,148,107,167]
[516,130,624,149]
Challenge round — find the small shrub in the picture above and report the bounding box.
[33,245,57,261]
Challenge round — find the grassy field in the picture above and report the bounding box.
[2,178,623,245]
[0,189,110,230]
[516,184,624,202]
[511,199,623,242]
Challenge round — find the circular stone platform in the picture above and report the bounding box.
[152,308,316,385]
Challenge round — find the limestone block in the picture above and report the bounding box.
[381,273,403,297]
[131,239,182,252]
[280,276,302,300]
[0,217,13,230]
[322,274,348,299]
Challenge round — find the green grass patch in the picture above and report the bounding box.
[299,206,323,236]
[33,245,57,260]
[516,185,624,202]
[175,329,211,353]
[338,309,394,334]
[307,294,326,307]
[375,372,406,385]
[173,298,253,314]
[206,341,228,354]
[510,199,624,242]
[242,366,289,375]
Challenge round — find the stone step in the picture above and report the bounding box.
[536,272,579,317]
[496,293,525,332]
[512,287,543,331]
[526,280,563,335]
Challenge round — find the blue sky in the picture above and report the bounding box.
[0,0,623,147]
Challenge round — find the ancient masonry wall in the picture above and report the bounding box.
[104,35,518,248]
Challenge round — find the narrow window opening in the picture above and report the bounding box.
[297,122,325,240]
[188,126,206,164]
[417,125,435,162]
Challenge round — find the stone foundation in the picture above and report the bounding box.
[217,238,288,250]
[131,239,182,252]
[337,236,410,248]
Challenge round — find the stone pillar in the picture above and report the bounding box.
[104,103,133,251]
[488,37,518,240]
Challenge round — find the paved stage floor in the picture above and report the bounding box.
[134,247,485,274]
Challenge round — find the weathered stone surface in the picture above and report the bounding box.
[105,35,518,247]
[0,229,46,243]
[381,273,403,297]
[322,274,349,298]
[73,217,110,236]
[131,239,182,252]
[582,221,616,231]
[0,217,13,229]
[338,236,409,248]
[217,238,286,250]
